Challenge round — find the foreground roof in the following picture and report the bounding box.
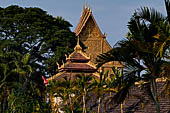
[48,38,99,81]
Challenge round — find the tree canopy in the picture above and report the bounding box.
[0,5,77,112]
[0,5,77,76]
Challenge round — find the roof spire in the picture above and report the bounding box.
[74,36,82,51]
[88,3,90,10]
[77,36,80,45]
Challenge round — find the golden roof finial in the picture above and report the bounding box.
[88,3,90,10]
[74,36,82,51]
[56,62,60,68]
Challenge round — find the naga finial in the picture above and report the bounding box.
[56,62,60,68]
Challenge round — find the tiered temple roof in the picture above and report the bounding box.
[48,38,99,81]
[48,6,123,81]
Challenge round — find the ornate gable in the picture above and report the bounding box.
[75,7,112,63]
[75,7,104,39]
[74,6,124,75]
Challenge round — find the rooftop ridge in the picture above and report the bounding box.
[75,7,105,38]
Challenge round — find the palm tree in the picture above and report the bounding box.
[50,75,75,113]
[62,75,75,113]
[91,71,108,113]
[103,67,124,112]
[152,0,170,99]
[97,2,170,112]
[75,74,93,113]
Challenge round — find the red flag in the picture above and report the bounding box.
[42,76,48,85]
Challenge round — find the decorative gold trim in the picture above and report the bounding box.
[56,62,60,69]
[87,61,97,69]
[66,37,90,60]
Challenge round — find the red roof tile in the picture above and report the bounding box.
[69,53,89,62]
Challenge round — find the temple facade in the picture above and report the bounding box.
[75,6,123,74]
[75,7,111,63]
[49,6,123,81]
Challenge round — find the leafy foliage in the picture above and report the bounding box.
[97,1,170,113]
[0,5,76,112]
[0,5,77,76]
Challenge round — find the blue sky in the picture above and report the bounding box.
[0,0,166,46]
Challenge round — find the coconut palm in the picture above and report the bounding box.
[97,3,169,113]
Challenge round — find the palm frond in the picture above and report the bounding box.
[96,48,119,68]
[153,21,170,57]
[109,64,142,104]
[137,7,165,23]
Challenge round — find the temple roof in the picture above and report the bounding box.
[66,37,90,62]
[75,6,105,38]
[59,63,96,72]
[48,38,99,81]
[48,71,99,81]
[58,37,96,72]
[69,53,89,62]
